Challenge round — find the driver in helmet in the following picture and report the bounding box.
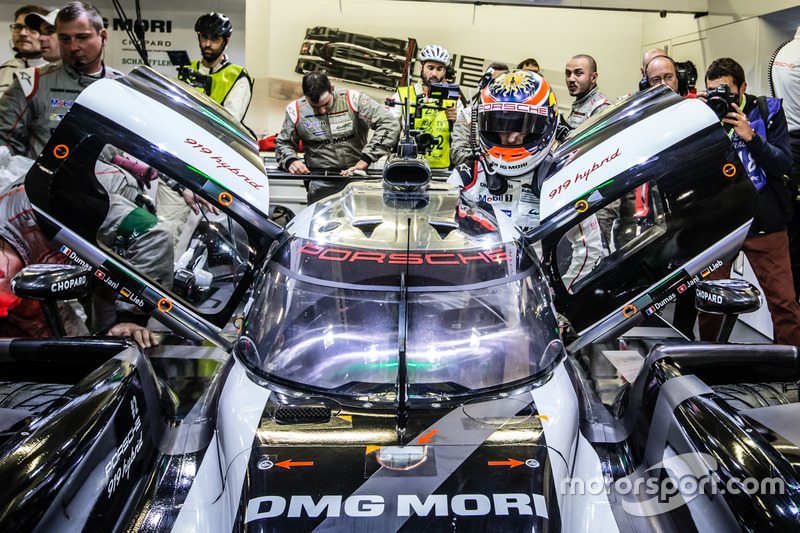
[448,69,558,230]
[448,69,604,288]
[387,44,464,169]
[181,12,253,122]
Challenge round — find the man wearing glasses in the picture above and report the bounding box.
[0,5,50,93]
[643,55,682,95]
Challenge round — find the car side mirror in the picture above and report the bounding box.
[11,264,91,337]
[11,264,91,301]
[695,279,762,342]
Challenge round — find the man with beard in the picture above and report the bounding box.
[388,44,463,169]
[161,12,251,245]
[182,12,253,122]
[565,54,610,128]
[25,8,60,63]
[0,5,49,93]
[276,71,400,203]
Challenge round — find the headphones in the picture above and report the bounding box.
[640,55,689,96]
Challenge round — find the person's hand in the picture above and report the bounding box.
[108,322,158,348]
[445,106,458,123]
[181,188,220,215]
[341,160,369,176]
[288,160,310,174]
[724,103,756,142]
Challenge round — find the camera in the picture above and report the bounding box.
[413,132,435,153]
[168,50,212,96]
[428,82,460,102]
[675,61,697,91]
[706,83,738,119]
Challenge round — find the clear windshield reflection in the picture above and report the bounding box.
[240,267,562,401]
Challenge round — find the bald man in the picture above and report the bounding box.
[641,47,668,77]
[644,55,681,95]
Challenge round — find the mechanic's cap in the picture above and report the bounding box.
[418,45,450,67]
[195,12,233,38]
[25,9,58,33]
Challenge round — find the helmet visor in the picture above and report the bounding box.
[478,109,552,146]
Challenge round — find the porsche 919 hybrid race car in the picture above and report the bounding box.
[295,26,416,91]
[1,67,799,532]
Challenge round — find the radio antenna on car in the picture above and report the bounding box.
[395,217,412,442]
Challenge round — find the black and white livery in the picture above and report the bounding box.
[1,69,799,532]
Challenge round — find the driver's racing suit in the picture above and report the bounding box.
[275,88,400,203]
[449,160,605,291]
[567,86,610,128]
[0,62,123,159]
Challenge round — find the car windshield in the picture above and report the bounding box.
[238,248,563,403]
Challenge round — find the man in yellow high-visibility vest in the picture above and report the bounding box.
[388,44,463,169]
[183,12,253,122]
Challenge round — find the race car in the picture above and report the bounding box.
[1,66,799,532]
[296,26,416,91]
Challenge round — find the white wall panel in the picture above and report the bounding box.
[258,0,645,135]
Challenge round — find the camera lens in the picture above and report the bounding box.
[416,133,434,152]
[706,98,728,120]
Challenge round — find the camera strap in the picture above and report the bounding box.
[756,96,770,127]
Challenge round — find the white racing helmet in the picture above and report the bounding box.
[418,45,450,67]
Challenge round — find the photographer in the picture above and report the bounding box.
[697,57,800,346]
[387,45,463,169]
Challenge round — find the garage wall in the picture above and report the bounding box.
[250,0,648,137]
[0,0,797,137]
[642,6,800,97]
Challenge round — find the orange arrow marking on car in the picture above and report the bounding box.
[488,459,525,468]
[275,460,314,469]
[366,446,382,454]
[535,414,549,422]
[418,429,438,444]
